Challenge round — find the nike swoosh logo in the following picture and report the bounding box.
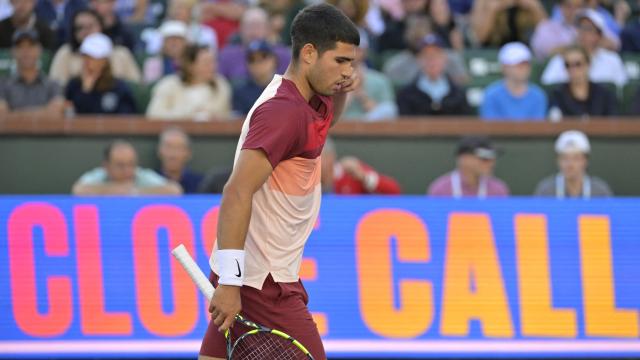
[234,259,242,277]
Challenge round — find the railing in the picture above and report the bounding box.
[1,115,640,137]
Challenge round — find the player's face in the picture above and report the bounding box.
[308,41,356,96]
[105,145,137,183]
[558,152,588,180]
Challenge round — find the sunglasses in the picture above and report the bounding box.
[564,60,585,69]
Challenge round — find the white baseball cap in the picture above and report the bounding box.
[80,33,113,59]
[498,42,532,66]
[159,20,188,39]
[555,130,591,154]
[576,9,617,43]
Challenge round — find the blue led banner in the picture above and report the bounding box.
[0,196,638,358]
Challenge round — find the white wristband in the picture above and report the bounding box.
[216,249,245,286]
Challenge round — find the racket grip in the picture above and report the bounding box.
[172,244,215,300]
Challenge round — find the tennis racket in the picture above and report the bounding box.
[171,244,315,360]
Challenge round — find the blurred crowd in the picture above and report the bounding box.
[0,0,639,119]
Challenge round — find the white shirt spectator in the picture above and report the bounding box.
[541,48,628,87]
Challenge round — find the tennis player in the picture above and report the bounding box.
[199,3,360,360]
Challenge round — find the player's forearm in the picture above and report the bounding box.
[216,184,253,250]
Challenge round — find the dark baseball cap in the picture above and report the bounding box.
[419,33,446,51]
[246,40,274,59]
[12,29,40,46]
[456,135,500,160]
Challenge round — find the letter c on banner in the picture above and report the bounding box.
[7,203,72,337]
[356,209,433,338]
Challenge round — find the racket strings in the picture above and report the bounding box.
[230,331,308,359]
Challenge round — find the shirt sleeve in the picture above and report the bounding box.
[241,101,303,169]
[136,168,168,187]
[77,168,108,185]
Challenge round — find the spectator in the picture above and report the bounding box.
[156,127,203,194]
[72,139,182,196]
[217,7,290,86]
[549,46,617,118]
[201,0,248,48]
[321,138,401,195]
[0,30,64,115]
[428,0,464,50]
[35,0,85,47]
[382,14,469,88]
[141,0,217,55]
[621,0,640,52]
[114,0,149,25]
[530,0,582,60]
[470,0,547,47]
[550,0,626,36]
[541,9,628,88]
[327,0,373,52]
[0,0,55,49]
[89,0,136,52]
[65,32,137,114]
[143,20,187,83]
[146,44,232,120]
[534,130,612,197]
[480,42,548,121]
[428,135,510,197]
[48,9,141,85]
[397,34,470,116]
[232,39,277,115]
[342,35,397,121]
[378,0,428,52]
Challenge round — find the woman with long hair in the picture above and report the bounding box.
[146,44,231,120]
[49,9,141,85]
[65,33,137,114]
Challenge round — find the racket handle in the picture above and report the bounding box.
[172,244,215,301]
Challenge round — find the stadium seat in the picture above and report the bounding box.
[623,82,639,114]
[127,81,153,114]
[623,54,640,82]
[464,49,502,86]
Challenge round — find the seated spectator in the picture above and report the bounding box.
[542,9,627,88]
[141,0,217,55]
[143,20,187,84]
[146,44,231,120]
[342,35,397,121]
[156,127,203,194]
[549,46,617,118]
[621,0,640,52]
[35,0,85,47]
[383,14,469,89]
[232,39,277,116]
[49,9,141,85]
[470,0,547,47]
[534,130,612,197]
[89,0,136,52]
[378,0,428,52]
[550,0,626,36]
[0,30,64,115]
[428,0,464,50]
[327,0,374,53]
[428,135,510,198]
[0,0,55,49]
[65,33,137,114]
[397,34,469,116]
[530,0,582,60]
[218,7,290,86]
[201,0,247,48]
[72,139,182,196]
[321,138,401,195]
[480,42,548,121]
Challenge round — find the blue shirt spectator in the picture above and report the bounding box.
[480,42,547,121]
[481,80,548,121]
